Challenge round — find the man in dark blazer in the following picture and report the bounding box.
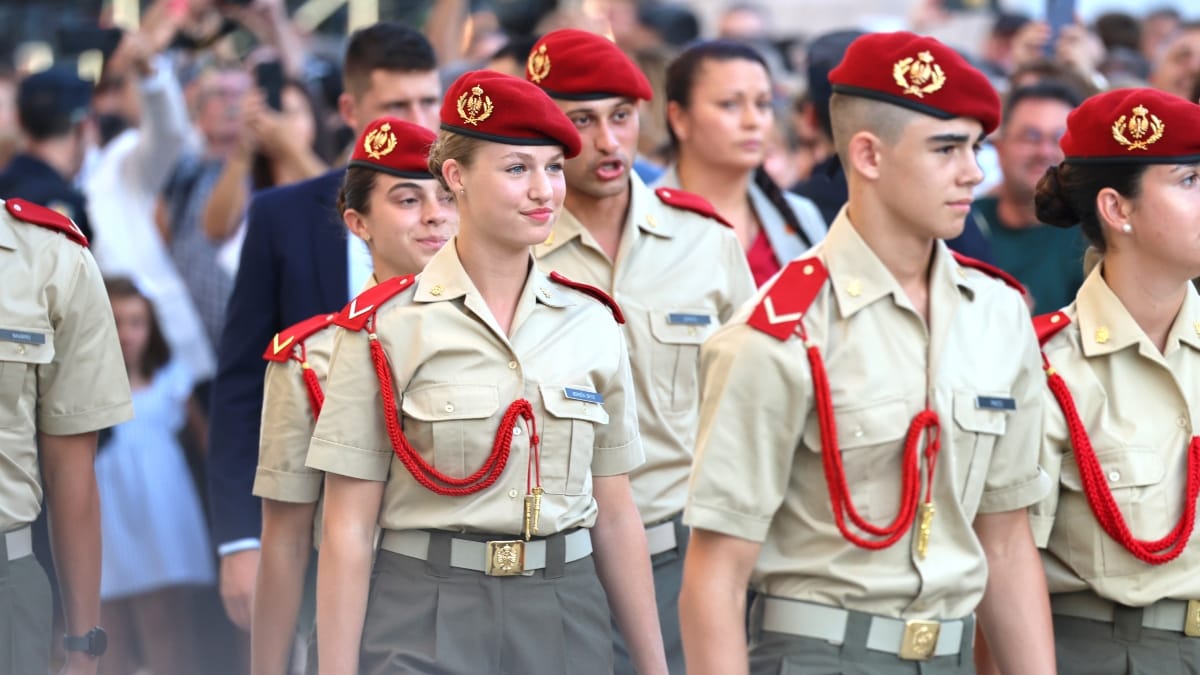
[206,22,441,631]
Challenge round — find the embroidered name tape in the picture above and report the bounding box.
[667,313,713,326]
[976,396,1016,411]
[563,387,604,404]
[0,329,47,345]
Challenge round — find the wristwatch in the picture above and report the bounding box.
[63,626,107,657]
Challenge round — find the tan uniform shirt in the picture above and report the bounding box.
[1032,266,1200,606]
[686,209,1049,620]
[534,174,755,524]
[0,202,133,532]
[254,323,337,504]
[307,239,643,535]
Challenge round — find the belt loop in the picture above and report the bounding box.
[840,610,871,661]
[673,513,689,552]
[424,531,453,578]
[0,531,9,583]
[1112,604,1142,643]
[543,533,565,579]
[959,615,976,666]
[746,593,766,646]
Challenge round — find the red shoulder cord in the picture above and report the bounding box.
[366,317,538,496]
[291,341,325,418]
[799,321,942,549]
[1042,352,1200,564]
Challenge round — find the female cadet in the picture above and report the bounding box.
[653,40,826,286]
[306,71,668,675]
[1029,88,1200,672]
[250,117,455,675]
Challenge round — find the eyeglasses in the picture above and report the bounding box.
[1009,128,1065,148]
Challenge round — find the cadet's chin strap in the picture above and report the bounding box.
[1042,351,1200,564]
[366,316,537,496]
[292,341,325,418]
[800,322,941,551]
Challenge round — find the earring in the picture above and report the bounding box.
[1122,223,1133,234]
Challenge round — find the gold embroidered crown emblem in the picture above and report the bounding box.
[363,122,398,160]
[457,85,494,126]
[1111,105,1165,151]
[893,50,946,99]
[527,44,551,83]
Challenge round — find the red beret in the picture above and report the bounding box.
[1061,88,1200,165]
[526,29,653,101]
[828,31,1000,135]
[348,117,437,178]
[440,70,581,158]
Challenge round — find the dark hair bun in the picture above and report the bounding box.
[1034,164,1081,229]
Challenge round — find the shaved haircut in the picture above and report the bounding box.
[829,93,922,171]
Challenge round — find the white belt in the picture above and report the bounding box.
[1052,592,1200,636]
[5,526,32,561]
[645,519,678,556]
[380,529,592,577]
[760,597,967,661]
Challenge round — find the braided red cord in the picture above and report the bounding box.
[290,341,325,418]
[368,333,527,496]
[1042,353,1200,564]
[805,331,941,550]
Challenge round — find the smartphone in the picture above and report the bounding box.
[57,26,124,58]
[255,61,284,111]
[1045,0,1077,56]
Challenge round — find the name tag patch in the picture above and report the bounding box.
[563,387,604,405]
[667,313,712,326]
[0,329,46,345]
[976,396,1016,411]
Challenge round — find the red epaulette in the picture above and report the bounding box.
[654,187,733,229]
[747,257,828,341]
[5,198,88,247]
[549,271,625,324]
[334,274,417,331]
[951,251,1026,295]
[263,312,337,362]
[1033,311,1071,347]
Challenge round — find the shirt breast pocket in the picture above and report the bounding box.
[801,397,908,523]
[952,390,1009,515]
[649,310,717,412]
[539,384,609,496]
[1059,448,1165,578]
[400,384,499,478]
[0,330,55,429]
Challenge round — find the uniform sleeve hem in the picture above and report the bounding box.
[977,469,1052,514]
[305,437,389,481]
[252,467,322,503]
[683,502,770,542]
[591,436,644,477]
[39,400,134,436]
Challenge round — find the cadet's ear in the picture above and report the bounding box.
[1095,187,1133,242]
[343,208,369,244]
[666,101,689,144]
[846,130,884,181]
[442,159,465,194]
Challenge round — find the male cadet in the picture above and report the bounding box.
[679,32,1056,674]
[527,29,756,674]
[206,21,441,631]
[0,68,95,242]
[0,198,133,673]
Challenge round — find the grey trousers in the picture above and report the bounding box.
[613,514,689,674]
[747,597,975,675]
[0,536,52,675]
[359,531,612,675]
[1054,612,1200,675]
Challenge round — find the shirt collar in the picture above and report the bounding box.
[534,172,672,259]
[414,236,573,311]
[822,207,972,319]
[0,204,17,251]
[1076,264,1200,357]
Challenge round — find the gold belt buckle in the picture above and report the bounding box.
[1185,600,1200,637]
[898,619,940,660]
[484,540,525,576]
